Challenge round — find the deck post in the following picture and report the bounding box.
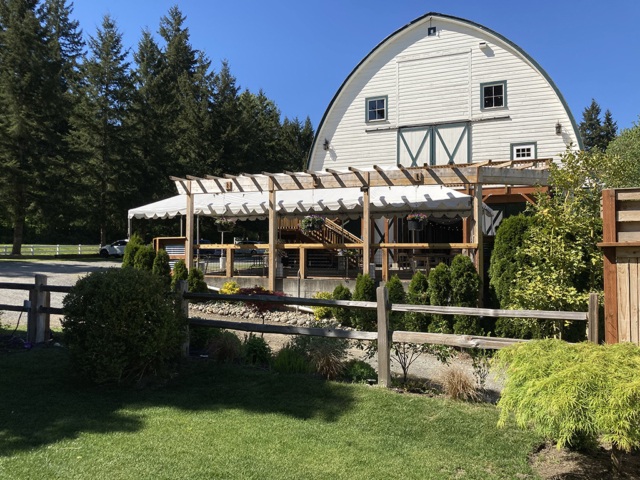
[226,247,234,277]
[185,181,194,271]
[362,186,371,276]
[382,218,389,281]
[300,246,307,279]
[177,280,189,357]
[587,293,599,344]
[268,181,277,292]
[376,286,391,387]
[473,181,484,306]
[602,189,618,344]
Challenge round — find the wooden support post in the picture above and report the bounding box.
[177,280,189,357]
[268,182,277,292]
[28,274,47,343]
[363,187,371,276]
[376,286,391,388]
[588,292,599,344]
[602,189,618,344]
[382,248,389,282]
[226,248,234,277]
[473,183,484,306]
[185,181,195,271]
[300,246,307,279]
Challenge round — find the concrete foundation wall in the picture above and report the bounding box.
[204,276,406,298]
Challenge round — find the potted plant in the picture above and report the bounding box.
[407,213,428,231]
[215,218,236,232]
[300,215,325,234]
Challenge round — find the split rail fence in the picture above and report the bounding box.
[1,274,599,387]
[0,244,99,257]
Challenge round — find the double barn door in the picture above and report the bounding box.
[397,123,470,167]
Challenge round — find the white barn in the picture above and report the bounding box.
[308,12,581,172]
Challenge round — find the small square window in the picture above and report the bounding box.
[366,96,387,122]
[481,81,507,109]
[511,143,536,160]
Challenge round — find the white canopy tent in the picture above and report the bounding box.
[128,185,494,221]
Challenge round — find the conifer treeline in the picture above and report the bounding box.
[0,1,314,252]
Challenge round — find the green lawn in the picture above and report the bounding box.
[0,347,542,479]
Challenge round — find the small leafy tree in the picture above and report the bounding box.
[331,283,353,327]
[352,273,377,330]
[187,267,209,293]
[450,255,482,335]
[134,245,156,271]
[494,339,640,474]
[607,117,640,187]
[171,259,188,290]
[427,263,452,333]
[152,249,171,279]
[122,233,143,268]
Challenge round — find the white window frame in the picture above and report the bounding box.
[511,142,537,160]
[365,95,388,123]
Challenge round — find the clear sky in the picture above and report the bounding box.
[72,0,640,132]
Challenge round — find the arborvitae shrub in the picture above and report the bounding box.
[352,273,377,331]
[385,274,406,329]
[494,339,640,470]
[405,271,430,332]
[122,233,143,268]
[489,214,532,308]
[171,259,188,290]
[134,245,156,271]
[331,284,353,327]
[152,248,171,279]
[428,263,452,333]
[311,291,333,320]
[187,267,209,293]
[62,268,186,384]
[189,326,222,350]
[450,255,483,335]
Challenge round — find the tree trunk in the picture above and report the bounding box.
[12,217,24,255]
[611,446,622,477]
[100,225,107,247]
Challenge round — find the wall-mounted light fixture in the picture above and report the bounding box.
[479,41,489,49]
[555,122,562,135]
[323,138,330,151]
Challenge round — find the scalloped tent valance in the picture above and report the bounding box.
[128,185,493,221]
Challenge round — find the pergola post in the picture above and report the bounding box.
[362,187,371,276]
[473,182,484,306]
[268,181,277,292]
[185,181,194,271]
[300,246,307,279]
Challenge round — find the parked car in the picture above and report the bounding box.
[99,239,128,258]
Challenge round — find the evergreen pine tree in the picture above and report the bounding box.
[579,99,603,152]
[601,109,618,149]
[66,15,136,245]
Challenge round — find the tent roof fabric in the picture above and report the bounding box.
[129,185,493,221]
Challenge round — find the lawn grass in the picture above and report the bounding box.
[0,347,542,479]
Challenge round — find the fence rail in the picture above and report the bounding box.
[0,275,600,387]
[0,244,99,256]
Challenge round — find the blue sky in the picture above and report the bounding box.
[73,0,640,132]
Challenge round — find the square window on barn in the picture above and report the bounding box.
[480,81,507,110]
[365,96,387,122]
[511,143,536,160]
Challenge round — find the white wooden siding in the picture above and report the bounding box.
[310,17,578,170]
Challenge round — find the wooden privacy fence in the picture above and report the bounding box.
[0,275,599,387]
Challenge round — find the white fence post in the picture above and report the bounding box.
[56,244,60,255]
[78,244,81,255]
[30,246,34,255]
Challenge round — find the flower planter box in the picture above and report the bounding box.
[217,224,233,233]
[408,219,425,231]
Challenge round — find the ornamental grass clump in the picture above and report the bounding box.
[493,339,640,473]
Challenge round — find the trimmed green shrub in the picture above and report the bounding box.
[189,325,222,350]
[152,248,171,279]
[450,255,482,335]
[428,263,452,333]
[220,281,239,295]
[273,346,312,374]
[207,331,242,363]
[243,334,272,365]
[171,259,188,290]
[489,214,532,309]
[352,273,377,331]
[331,283,353,327]
[386,274,406,329]
[405,271,430,332]
[494,339,640,472]
[343,359,377,383]
[134,245,156,271]
[311,291,333,320]
[122,233,143,268]
[62,268,187,384]
[187,267,209,293]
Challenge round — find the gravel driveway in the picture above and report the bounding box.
[0,259,122,326]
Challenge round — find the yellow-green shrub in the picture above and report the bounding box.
[493,339,640,456]
[311,291,333,320]
[220,281,240,295]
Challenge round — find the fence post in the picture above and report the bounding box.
[57,244,60,255]
[177,280,190,357]
[78,244,81,255]
[27,275,47,343]
[588,293,599,344]
[30,246,34,255]
[376,286,391,388]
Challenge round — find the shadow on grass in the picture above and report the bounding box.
[0,347,355,457]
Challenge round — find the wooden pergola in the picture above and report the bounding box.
[170,159,550,296]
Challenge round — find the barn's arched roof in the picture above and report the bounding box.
[307,12,583,167]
